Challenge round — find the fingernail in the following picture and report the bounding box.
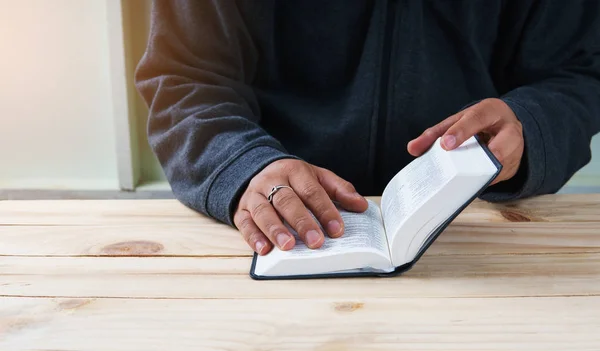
[276,233,292,248]
[306,230,322,247]
[443,135,456,148]
[327,220,342,236]
[353,192,363,199]
[255,240,267,255]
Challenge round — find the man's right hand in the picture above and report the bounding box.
[233,159,369,255]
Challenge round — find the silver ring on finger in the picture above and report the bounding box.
[267,185,294,204]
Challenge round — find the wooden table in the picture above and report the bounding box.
[0,194,599,350]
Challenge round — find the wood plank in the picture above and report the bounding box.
[0,199,211,226]
[1,222,598,257]
[433,222,600,255]
[1,198,600,257]
[452,193,600,223]
[0,224,251,257]
[2,194,599,226]
[1,296,599,350]
[1,222,599,257]
[0,254,599,299]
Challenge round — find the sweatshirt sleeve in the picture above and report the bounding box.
[134,0,297,225]
[480,1,600,201]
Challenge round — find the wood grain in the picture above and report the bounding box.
[1,297,599,351]
[0,224,251,257]
[1,222,599,257]
[2,194,599,226]
[0,254,598,299]
[1,195,600,257]
[0,199,210,226]
[1,195,599,350]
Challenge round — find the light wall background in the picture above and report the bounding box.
[0,0,120,189]
[0,0,598,193]
[123,0,166,187]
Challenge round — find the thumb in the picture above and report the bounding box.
[314,166,369,212]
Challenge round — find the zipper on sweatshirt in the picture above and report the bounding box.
[373,0,397,191]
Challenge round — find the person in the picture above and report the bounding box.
[135,0,600,256]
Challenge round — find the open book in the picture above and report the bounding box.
[250,136,501,280]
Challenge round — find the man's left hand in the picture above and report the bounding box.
[407,98,524,185]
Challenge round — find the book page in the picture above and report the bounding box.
[279,199,389,258]
[380,136,499,266]
[253,199,392,276]
[380,139,456,248]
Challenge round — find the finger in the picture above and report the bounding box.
[246,192,296,251]
[441,107,502,150]
[315,167,368,213]
[233,209,272,255]
[288,172,345,238]
[268,185,326,249]
[407,112,463,156]
[486,126,523,184]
